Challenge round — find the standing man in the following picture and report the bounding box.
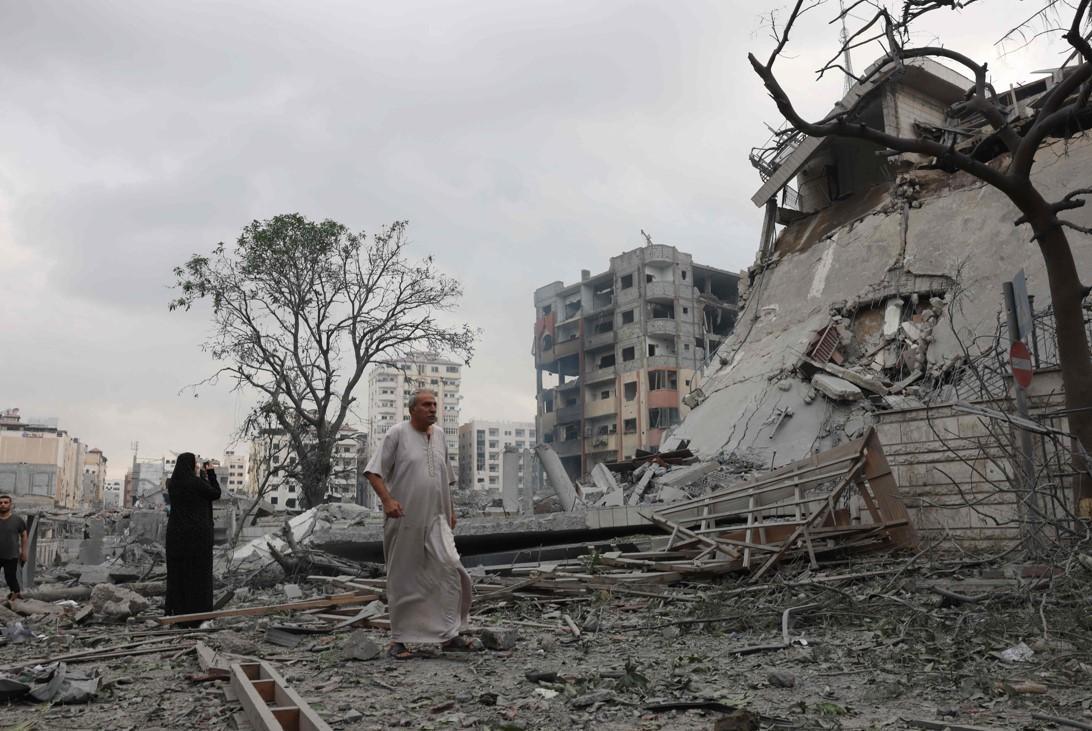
[365,388,477,659]
[0,494,29,602]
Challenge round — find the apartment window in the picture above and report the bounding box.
[624,418,637,434]
[542,304,552,316]
[431,366,439,373]
[684,344,691,351]
[649,407,681,429]
[595,320,613,334]
[682,307,689,314]
[504,430,511,436]
[646,273,654,283]
[624,382,637,401]
[600,390,610,400]
[488,476,498,485]
[488,440,498,449]
[620,273,633,289]
[622,309,634,325]
[515,429,525,437]
[270,496,278,505]
[681,270,687,280]
[288,485,296,493]
[648,344,656,357]
[622,346,635,362]
[446,366,459,373]
[648,370,678,391]
[598,354,615,369]
[650,302,674,319]
[286,498,297,509]
[488,464,498,473]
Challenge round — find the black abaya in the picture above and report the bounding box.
[165,469,221,620]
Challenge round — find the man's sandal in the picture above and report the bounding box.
[441,636,484,653]
[387,642,415,660]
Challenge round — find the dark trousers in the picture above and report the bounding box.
[1,557,20,594]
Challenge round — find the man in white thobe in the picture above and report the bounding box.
[364,388,475,658]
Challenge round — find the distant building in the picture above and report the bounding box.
[0,408,90,509]
[249,425,365,511]
[82,448,108,510]
[533,245,739,480]
[103,478,124,510]
[221,450,248,494]
[457,420,536,494]
[129,458,167,509]
[366,352,462,474]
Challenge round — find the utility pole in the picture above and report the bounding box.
[1002,281,1042,556]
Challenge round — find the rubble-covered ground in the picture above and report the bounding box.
[2,549,1090,730]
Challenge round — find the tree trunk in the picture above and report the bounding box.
[1033,222,1092,513]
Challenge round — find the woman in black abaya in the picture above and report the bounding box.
[165,452,220,624]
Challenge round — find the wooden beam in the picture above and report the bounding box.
[157,592,378,625]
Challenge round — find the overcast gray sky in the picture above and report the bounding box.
[0,1,1071,477]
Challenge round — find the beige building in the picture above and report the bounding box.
[249,425,365,511]
[366,352,462,473]
[82,448,108,509]
[0,408,91,509]
[534,245,739,480]
[457,420,536,493]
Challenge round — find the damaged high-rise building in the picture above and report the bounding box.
[665,59,1092,542]
[534,244,739,480]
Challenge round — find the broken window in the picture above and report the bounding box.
[595,423,615,436]
[598,354,615,368]
[564,396,578,408]
[542,305,552,315]
[595,319,613,334]
[646,273,654,283]
[648,370,678,391]
[563,424,579,441]
[648,407,680,429]
[622,346,635,362]
[623,418,637,434]
[622,309,635,325]
[600,390,610,400]
[682,307,688,314]
[620,273,633,289]
[541,334,554,351]
[650,302,674,319]
[681,270,687,280]
[624,381,637,401]
[648,344,656,357]
[543,396,554,413]
[564,300,582,318]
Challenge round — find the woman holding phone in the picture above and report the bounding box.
[165,452,221,625]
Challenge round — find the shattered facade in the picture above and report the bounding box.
[667,60,1092,546]
[534,244,739,481]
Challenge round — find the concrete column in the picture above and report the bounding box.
[520,449,536,515]
[534,444,580,512]
[501,446,521,514]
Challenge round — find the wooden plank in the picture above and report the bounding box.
[861,428,919,548]
[642,512,741,560]
[157,592,378,625]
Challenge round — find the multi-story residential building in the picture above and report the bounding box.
[220,450,248,494]
[249,425,365,511]
[457,420,536,493]
[366,352,462,473]
[128,457,167,509]
[103,478,124,510]
[82,448,108,509]
[533,244,739,479]
[0,408,90,509]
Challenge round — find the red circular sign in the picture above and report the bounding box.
[1009,341,1034,389]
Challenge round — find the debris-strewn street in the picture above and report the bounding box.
[2,522,1091,730]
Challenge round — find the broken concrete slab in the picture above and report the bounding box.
[341,631,381,661]
[480,628,518,651]
[811,373,863,401]
[90,584,149,621]
[655,462,719,490]
[589,463,619,493]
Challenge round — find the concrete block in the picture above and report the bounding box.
[811,373,863,401]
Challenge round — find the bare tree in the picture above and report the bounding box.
[171,214,476,509]
[748,0,1092,507]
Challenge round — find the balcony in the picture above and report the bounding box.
[586,433,618,453]
[556,403,583,424]
[553,438,582,458]
[553,337,582,359]
[583,366,617,385]
[646,318,679,337]
[645,281,676,301]
[643,244,677,265]
[584,398,617,419]
[647,354,680,369]
[583,330,614,350]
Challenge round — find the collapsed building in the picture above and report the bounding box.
[661,58,1092,547]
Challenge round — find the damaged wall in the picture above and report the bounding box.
[666,137,1092,471]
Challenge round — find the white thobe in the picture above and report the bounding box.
[364,421,472,643]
